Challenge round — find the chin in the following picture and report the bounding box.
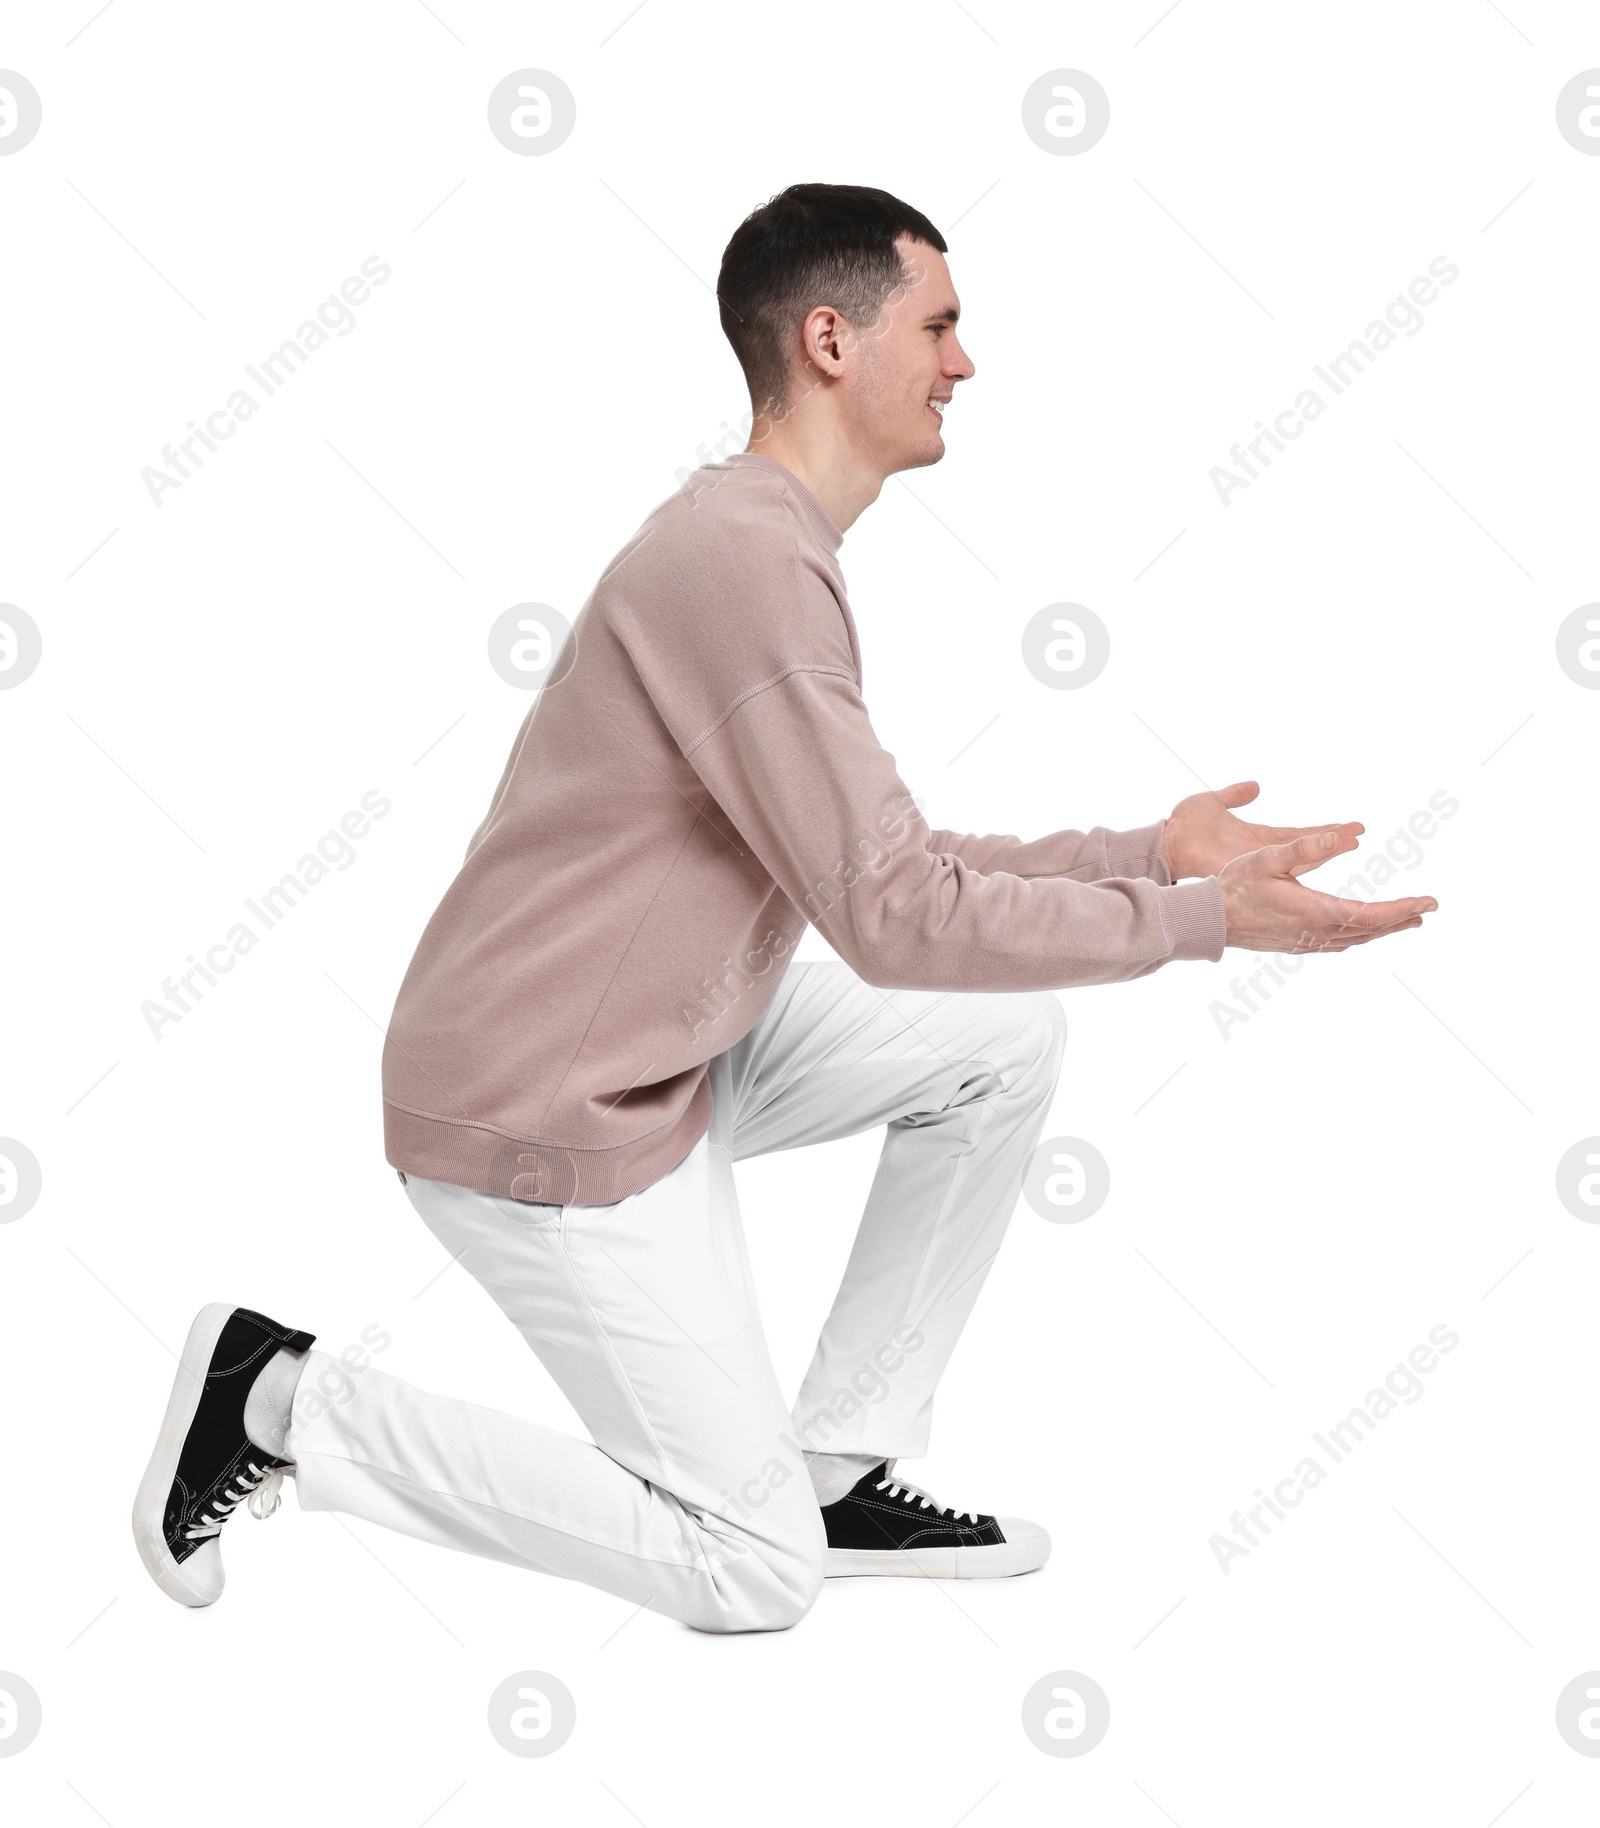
[897,435,946,473]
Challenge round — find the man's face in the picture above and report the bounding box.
[844,236,975,474]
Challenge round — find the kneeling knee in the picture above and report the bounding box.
[747,1560,824,1632]
[692,1512,826,1634]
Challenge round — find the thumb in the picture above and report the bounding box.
[1216,779,1260,808]
[1281,827,1357,878]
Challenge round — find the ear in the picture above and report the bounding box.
[801,304,850,375]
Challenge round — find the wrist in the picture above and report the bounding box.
[1160,815,1186,880]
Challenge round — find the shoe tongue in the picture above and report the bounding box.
[853,1459,892,1494]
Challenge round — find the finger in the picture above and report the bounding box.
[1287,821,1364,842]
[1281,887,1436,941]
[1298,917,1424,952]
[1277,828,1363,878]
[1341,918,1425,947]
[1320,894,1438,931]
[1295,907,1430,948]
[1254,820,1363,846]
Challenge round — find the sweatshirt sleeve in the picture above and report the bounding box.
[682,668,1226,992]
[923,819,1174,884]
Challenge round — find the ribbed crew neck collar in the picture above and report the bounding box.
[724,451,843,553]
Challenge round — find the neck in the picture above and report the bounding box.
[744,416,886,535]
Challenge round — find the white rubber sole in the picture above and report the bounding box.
[131,1301,237,1608]
[826,1516,1051,1579]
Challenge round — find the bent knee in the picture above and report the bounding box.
[737,1560,824,1633]
[1002,990,1066,1076]
[1031,990,1068,1061]
[688,1508,826,1634]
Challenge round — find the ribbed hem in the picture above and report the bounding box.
[382,1081,711,1207]
[1160,876,1228,961]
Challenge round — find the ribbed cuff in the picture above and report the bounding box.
[1160,875,1227,961]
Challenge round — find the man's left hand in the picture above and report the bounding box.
[1161,780,1361,880]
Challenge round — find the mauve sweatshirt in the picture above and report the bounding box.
[382,452,1227,1205]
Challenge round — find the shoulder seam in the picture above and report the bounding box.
[682,663,859,755]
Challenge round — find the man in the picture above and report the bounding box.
[133,184,1435,1633]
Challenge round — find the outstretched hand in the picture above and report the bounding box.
[1162,780,1359,880]
[1217,827,1438,953]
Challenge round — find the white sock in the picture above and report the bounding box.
[242,1345,309,1461]
[806,1450,882,1507]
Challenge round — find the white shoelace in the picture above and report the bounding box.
[875,1459,979,1525]
[184,1461,288,1541]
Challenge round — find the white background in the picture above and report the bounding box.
[3,0,1597,1821]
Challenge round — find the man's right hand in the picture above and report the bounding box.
[1217,829,1438,953]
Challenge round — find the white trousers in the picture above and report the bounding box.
[286,961,1067,1632]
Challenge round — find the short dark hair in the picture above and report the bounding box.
[717,182,948,415]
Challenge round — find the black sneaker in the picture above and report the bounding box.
[821,1459,1050,1579]
[132,1303,315,1607]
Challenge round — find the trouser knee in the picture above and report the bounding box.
[1030,991,1068,1070]
[686,1490,826,1634]
[1006,991,1067,1091]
